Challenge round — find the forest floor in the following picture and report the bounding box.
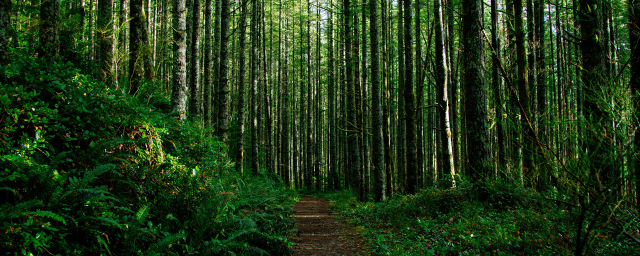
[290,195,366,255]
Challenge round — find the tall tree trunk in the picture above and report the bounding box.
[172,0,188,120]
[345,0,361,194]
[204,0,212,126]
[462,0,490,181]
[119,0,128,82]
[142,0,153,80]
[435,0,455,186]
[630,0,640,205]
[212,0,221,132]
[403,0,417,194]
[578,0,608,202]
[40,0,60,59]
[396,1,406,194]
[535,0,546,188]
[217,0,231,141]
[382,0,393,197]
[515,0,531,185]
[329,0,338,190]
[189,0,201,118]
[251,0,259,175]
[305,0,312,189]
[0,0,9,64]
[98,0,113,82]
[370,0,386,202]
[129,0,145,95]
[491,0,505,173]
[235,3,247,173]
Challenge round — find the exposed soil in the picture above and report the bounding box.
[290,195,366,256]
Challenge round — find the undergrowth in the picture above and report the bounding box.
[0,57,296,255]
[319,183,639,256]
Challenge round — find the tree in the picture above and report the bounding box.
[189,0,201,118]
[172,0,188,120]
[403,0,417,194]
[631,0,640,205]
[217,0,231,141]
[40,0,60,59]
[370,0,386,202]
[578,0,608,188]
[435,0,455,185]
[515,0,532,184]
[204,0,213,126]
[251,0,259,175]
[235,2,248,173]
[491,0,505,171]
[129,0,147,95]
[462,0,490,180]
[97,0,113,81]
[0,0,10,64]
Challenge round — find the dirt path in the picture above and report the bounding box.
[290,195,365,256]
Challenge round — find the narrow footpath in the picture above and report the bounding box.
[291,195,365,255]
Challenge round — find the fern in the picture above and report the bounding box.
[135,203,151,222]
[145,233,186,256]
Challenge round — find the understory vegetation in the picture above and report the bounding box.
[319,183,640,255]
[0,57,296,255]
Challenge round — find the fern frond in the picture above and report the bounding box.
[145,233,186,256]
[135,204,151,222]
[22,210,66,224]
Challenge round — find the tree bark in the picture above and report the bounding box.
[435,0,455,186]
[217,0,231,141]
[235,3,248,173]
[98,0,113,82]
[204,0,212,126]
[172,0,188,120]
[462,0,490,180]
[630,0,640,205]
[189,0,201,118]
[370,0,386,202]
[40,0,60,59]
[403,0,417,194]
[251,0,260,174]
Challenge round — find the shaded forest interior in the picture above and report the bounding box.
[1,0,640,253]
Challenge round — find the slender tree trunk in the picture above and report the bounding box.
[212,0,221,132]
[462,0,490,180]
[329,0,338,190]
[630,0,640,205]
[204,0,213,127]
[382,0,393,197]
[217,0,231,141]
[98,0,113,82]
[370,0,386,202]
[235,4,247,173]
[578,0,608,194]
[251,0,259,174]
[129,0,145,95]
[189,0,201,118]
[403,0,417,194]
[397,2,406,194]
[40,0,60,59]
[0,0,9,65]
[491,0,505,173]
[535,0,546,188]
[435,0,455,186]
[172,0,188,120]
[515,0,531,185]
[119,0,128,82]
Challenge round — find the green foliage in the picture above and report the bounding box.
[0,56,295,255]
[320,183,639,255]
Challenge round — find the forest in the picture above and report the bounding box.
[1,0,640,253]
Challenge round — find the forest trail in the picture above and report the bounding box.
[291,195,366,256]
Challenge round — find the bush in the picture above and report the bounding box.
[0,57,295,255]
